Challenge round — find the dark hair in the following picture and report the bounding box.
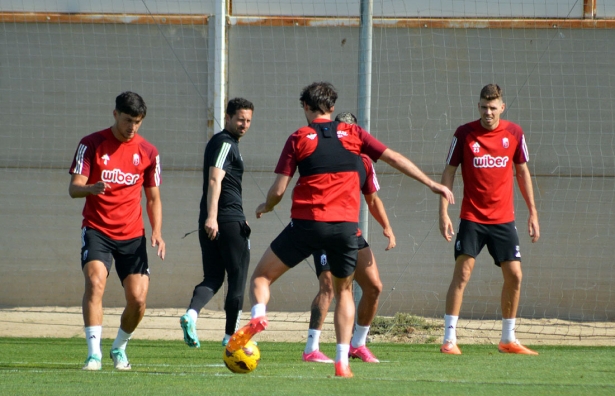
[299,82,338,114]
[480,84,503,101]
[115,91,147,118]
[335,112,357,124]
[226,97,254,117]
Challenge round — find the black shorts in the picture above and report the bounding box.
[270,219,359,278]
[80,227,150,282]
[311,235,369,278]
[454,219,521,266]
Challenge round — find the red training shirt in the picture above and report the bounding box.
[275,119,387,222]
[69,128,161,240]
[446,119,528,224]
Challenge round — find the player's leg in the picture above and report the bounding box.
[220,221,251,345]
[226,247,287,351]
[80,227,112,370]
[181,228,226,348]
[332,274,355,377]
[304,254,334,363]
[350,245,382,362]
[109,236,150,370]
[497,260,535,354]
[501,260,522,324]
[326,221,359,377]
[81,260,108,370]
[488,221,537,355]
[442,219,485,354]
[441,254,475,354]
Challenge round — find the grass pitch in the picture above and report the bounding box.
[1,338,614,395]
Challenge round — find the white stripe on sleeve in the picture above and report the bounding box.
[73,143,87,174]
[214,142,232,169]
[445,136,457,164]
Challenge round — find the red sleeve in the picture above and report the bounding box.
[446,125,468,167]
[509,123,529,164]
[356,126,387,161]
[361,155,379,195]
[274,133,298,177]
[142,143,161,187]
[69,135,95,176]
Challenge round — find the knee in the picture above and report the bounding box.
[201,280,223,294]
[126,293,147,310]
[456,267,474,285]
[363,279,382,300]
[85,276,106,298]
[505,269,523,287]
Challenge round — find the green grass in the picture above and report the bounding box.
[1,338,614,395]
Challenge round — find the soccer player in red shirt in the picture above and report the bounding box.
[439,84,540,355]
[227,82,454,378]
[69,92,165,371]
[303,113,394,365]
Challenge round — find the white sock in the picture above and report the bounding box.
[305,329,321,354]
[501,318,516,343]
[351,325,370,348]
[187,309,198,322]
[111,327,132,351]
[335,344,350,365]
[85,326,102,357]
[443,314,458,344]
[251,303,266,318]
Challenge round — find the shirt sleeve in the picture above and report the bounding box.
[361,155,379,195]
[513,129,529,164]
[357,126,388,161]
[143,146,162,188]
[210,139,235,171]
[274,133,298,177]
[69,137,93,176]
[446,126,465,167]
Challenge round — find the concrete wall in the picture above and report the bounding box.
[1,20,614,321]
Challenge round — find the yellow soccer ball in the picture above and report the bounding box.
[223,340,260,374]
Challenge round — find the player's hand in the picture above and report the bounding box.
[151,233,165,260]
[255,203,272,219]
[431,182,454,204]
[528,213,540,243]
[90,181,110,195]
[383,227,396,250]
[439,213,455,242]
[204,218,219,240]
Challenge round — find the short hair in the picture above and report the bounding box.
[335,112,357,125]
[299,82,338,114]
[480,84,503,101]
[115,91,147,118]
[226,97,254,117]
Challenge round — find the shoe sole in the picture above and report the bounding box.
[498,347,538,355]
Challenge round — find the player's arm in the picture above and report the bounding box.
[145,186,165,260]
[439,164,457,242]
[379,148,454,204]
[256,174,292,218]
[515,162,540,243]
[364,192,396,250]
[68,174,110,198]
[205,166,225,240]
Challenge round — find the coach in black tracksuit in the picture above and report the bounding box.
[180,98,254,347]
